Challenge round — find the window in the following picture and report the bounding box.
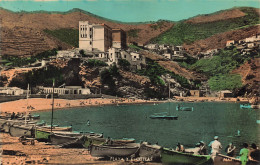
[90,35,92,39]
[90,28,92,31]
[90,41,92,45]
[124,55,126,58]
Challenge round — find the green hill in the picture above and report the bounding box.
[151,7,259,45]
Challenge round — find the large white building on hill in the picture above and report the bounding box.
[79,21,112,52]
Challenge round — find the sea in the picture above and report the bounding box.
[34,102,260,155]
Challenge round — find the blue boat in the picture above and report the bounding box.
[149,111,178,120]
[149,114,178,120]
[176,106,194,111]
[240,104,252,109]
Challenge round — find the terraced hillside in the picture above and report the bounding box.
[151,7,259,54]
[0,8,174,57]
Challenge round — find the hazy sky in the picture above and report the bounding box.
[0,0,259,22]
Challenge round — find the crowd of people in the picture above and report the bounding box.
[175,136,260,163]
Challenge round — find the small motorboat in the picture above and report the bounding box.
[176,106,194,111]
[240,104,252,109]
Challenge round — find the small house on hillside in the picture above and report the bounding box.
[189,90,202,97]
[226,40,235,47]
[219,90,233,98]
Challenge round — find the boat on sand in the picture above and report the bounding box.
[90,144,139,158]
[161,148,212,165]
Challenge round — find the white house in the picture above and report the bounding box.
[39,86,91,95]
[144,44,159,50]
[0,87,25,95]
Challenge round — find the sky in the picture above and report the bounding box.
[0,0,259,22]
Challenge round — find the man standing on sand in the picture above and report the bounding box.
[208,136,222,160]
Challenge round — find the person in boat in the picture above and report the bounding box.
[87,120,90,126]
[177,104,180,110]
[249,143,260,161]
[199,141,207,155]
[176,143,185,152]
[239,143,249,165]
[225,142,236,157]
[208,136,222,160]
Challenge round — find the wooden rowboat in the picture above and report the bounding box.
[161,148,212,165]
[49,133,85,148]
[214,154,259,165]
[90,144,139,158]
[9,124,35,137]
[139,142,162,161]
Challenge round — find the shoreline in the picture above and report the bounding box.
[0,133,160,165]
[0,96,258,114]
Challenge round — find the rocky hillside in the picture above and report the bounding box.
[183,25,260,56]
[232,58,260,97]
[0,8,173,57]
[152,7,259,54]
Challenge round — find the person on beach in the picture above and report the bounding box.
[239,143,249,165]
[249,143,260,161]
[11,112,15,120]
[208,136,222,160]
[176,143,185,152]
[199,141,207,155]
[225,142,236,157]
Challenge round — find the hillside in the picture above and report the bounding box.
[151,7,259,49]
[183,25,260,56]
[0,8,174,57]
[232,58,260,97]
[185,8,245,24]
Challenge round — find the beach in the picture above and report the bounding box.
[0,96,254,114]
[1,133,163,165]
[0,96,258,165]
[0,97,155,113]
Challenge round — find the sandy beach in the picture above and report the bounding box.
[0,97,155,113]
[0,133,162,165]
[0,96,255,114]
[0,96,258,164]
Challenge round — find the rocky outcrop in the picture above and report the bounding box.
[232,58,260,97]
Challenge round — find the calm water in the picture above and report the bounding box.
[34,102,260,151]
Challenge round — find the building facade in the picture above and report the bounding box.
[39,86,91,95]
[0,87,25,95]
[79,21,112,52]
[112,29,126,49]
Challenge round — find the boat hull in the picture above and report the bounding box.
[9,125,34,137]
[214,154,259,165]
[139,143,161,161]
[84,136,106,148]
[35,127,78,142]
[176,106,194,111]
[240,104,252,109]
[161,148,212,165]
[49,134,85,148]
[90,144,139,158]
[149,115,178,120]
